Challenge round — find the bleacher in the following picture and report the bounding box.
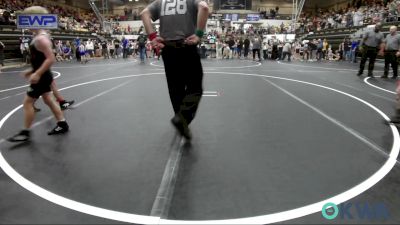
[0,25,108,59]
[300,21,400,50]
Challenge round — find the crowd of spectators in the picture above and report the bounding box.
[0,0,101,33]
[298,0,400,33]
[257,6,290,20]
[207,22,295,39]
[48,36,162,63]
[0,0,146,35]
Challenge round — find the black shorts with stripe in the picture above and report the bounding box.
[27,71,53,99]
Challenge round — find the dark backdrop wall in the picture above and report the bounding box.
[214,0,252,10]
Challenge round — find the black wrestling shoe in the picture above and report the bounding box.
[48,121,69,135]
[389,116,400,124]
[171,115,192,140]
[7,130,30,142]
[386,109,400,124]
[357,71,363,76]
[60,100,75,110]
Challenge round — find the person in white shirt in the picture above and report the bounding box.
[109,40,115,58]
[353,8,365,27]
[79,42,87,64]
[86,39,94,58]
[281,42,292,62]
[20,38,30,64]
[262,42,268,60]
[216,40,223,59]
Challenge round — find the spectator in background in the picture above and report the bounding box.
[102,40,109,59]
[74,37,81,62]
[351,39,360,63]
[20,37,30,64]
[216,39,223,59]
[316,39,323,61]
[309,40,317,61]
[222,42,230,59]
[95,41,101,57]
[109,40,115,58]
[145,40,152,59]
[0,11,15,25]
[271,39,279,60]
[63,43,72,61]
[354,8,365,26]
[322,39,329,60]
[303,41,310,61]
[114,39,121,58]
[237,38,243,59]
[252,36,261,61]
[137,32,147,63]
[262,42,268,60]
[122,37,129,59]
[79,42,87,64]
[281,42,292,62]
[86,39,94,58]
[244,37,250,59]
[277,41,283,60]
[343,38,351,61]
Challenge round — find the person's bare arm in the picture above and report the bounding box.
[141,8,155,36]
[397,36,400,57]
[141,8,164,48]
[196,1,209,32]
[30,36,55,84]
[185,1,209,45]
[379,36,385,56]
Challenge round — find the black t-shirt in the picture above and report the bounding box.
[228,40,235,48]
[114,40,120,48]
[137,35,147,47]
[309,42,317,50]
[238,40,243,48]
[102,42,108,49]
[244,39,250,48]
[343,41,351,51]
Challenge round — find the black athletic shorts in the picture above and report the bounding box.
[27,71,53,99]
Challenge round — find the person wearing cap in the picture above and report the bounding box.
[141,0,209,141]
[137,32,147,63]
[357,23,384,77]
[380,26,400,79]
[7,6,69,142]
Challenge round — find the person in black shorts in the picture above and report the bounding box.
[33,81,75,112]
[33,39,75,112]
[141,0,209,140]
[7,6,69,142]
[114,39,120,59]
